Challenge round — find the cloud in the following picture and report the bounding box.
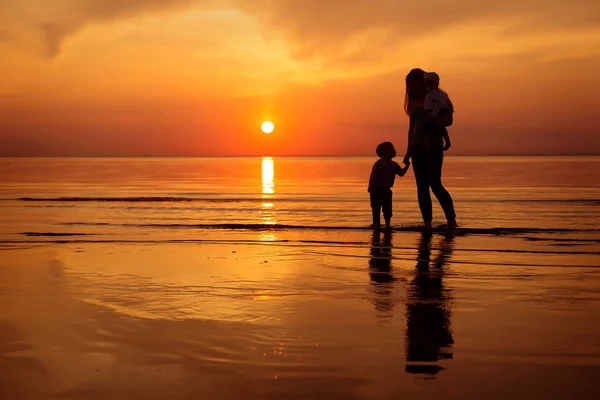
[0,0,201,58]
[234,0,600,63]
[37,21,77,58]
[2,0,598,62]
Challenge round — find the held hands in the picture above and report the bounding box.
[403,154,411,165]
[400,161,410,176]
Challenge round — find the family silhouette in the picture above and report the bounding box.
[369,68,457,230]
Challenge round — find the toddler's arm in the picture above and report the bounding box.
[368,161,379,192]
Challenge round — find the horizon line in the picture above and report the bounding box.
[2,154,600,158]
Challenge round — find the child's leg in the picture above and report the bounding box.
[370,192,381,226]
[382,189,393,226]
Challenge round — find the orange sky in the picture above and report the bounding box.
[1,0,599,156]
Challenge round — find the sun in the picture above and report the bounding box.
[261,121,274,134]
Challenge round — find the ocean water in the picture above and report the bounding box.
[1,156,600,399]
[1,156,600,241]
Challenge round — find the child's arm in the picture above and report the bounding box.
[395,161,410,177]
[368,161,379,192]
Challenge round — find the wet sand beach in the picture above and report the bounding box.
[2,229,600,399]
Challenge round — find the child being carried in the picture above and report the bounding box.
[424,72,453,151]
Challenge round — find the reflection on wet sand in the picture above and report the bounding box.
[405,232,455,376]
[368,231,396,320]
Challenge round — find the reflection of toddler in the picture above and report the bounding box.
[368,142,410,229]
[424,72,453,151]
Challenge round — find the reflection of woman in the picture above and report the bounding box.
[368,231,395,319]
[403,68,457,229]
[405,232,455,376]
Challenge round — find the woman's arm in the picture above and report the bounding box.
[442,130,451,151]
[403,117,414,164]
[435,106,454,127]
[435,113,453,127]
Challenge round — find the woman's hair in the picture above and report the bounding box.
[404,68,427,115]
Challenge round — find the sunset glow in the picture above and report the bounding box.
[0,1,599,156]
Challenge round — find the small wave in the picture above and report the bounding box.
[21,232,96,237]
[17,196,351,203]
[20,196,245,203]
[304,249,600,268]
[523,236,600,243]
[58,222,600,234]
[14,234,600,255]
[14,196,600,204]
[2,238,598,268]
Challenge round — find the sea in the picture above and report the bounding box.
[1,156,600,241]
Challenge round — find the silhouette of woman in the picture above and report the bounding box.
[405,232,455,376]
[402,68,457,229]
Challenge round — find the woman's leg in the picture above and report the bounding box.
[427,148,456,222]
[411,148,433,223]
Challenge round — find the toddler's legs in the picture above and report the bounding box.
[382,189,393,227]
[369,193,381,226]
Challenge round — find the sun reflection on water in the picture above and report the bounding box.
[262,157,274,196]
[259,233,277,241]
[260,157,276,229]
